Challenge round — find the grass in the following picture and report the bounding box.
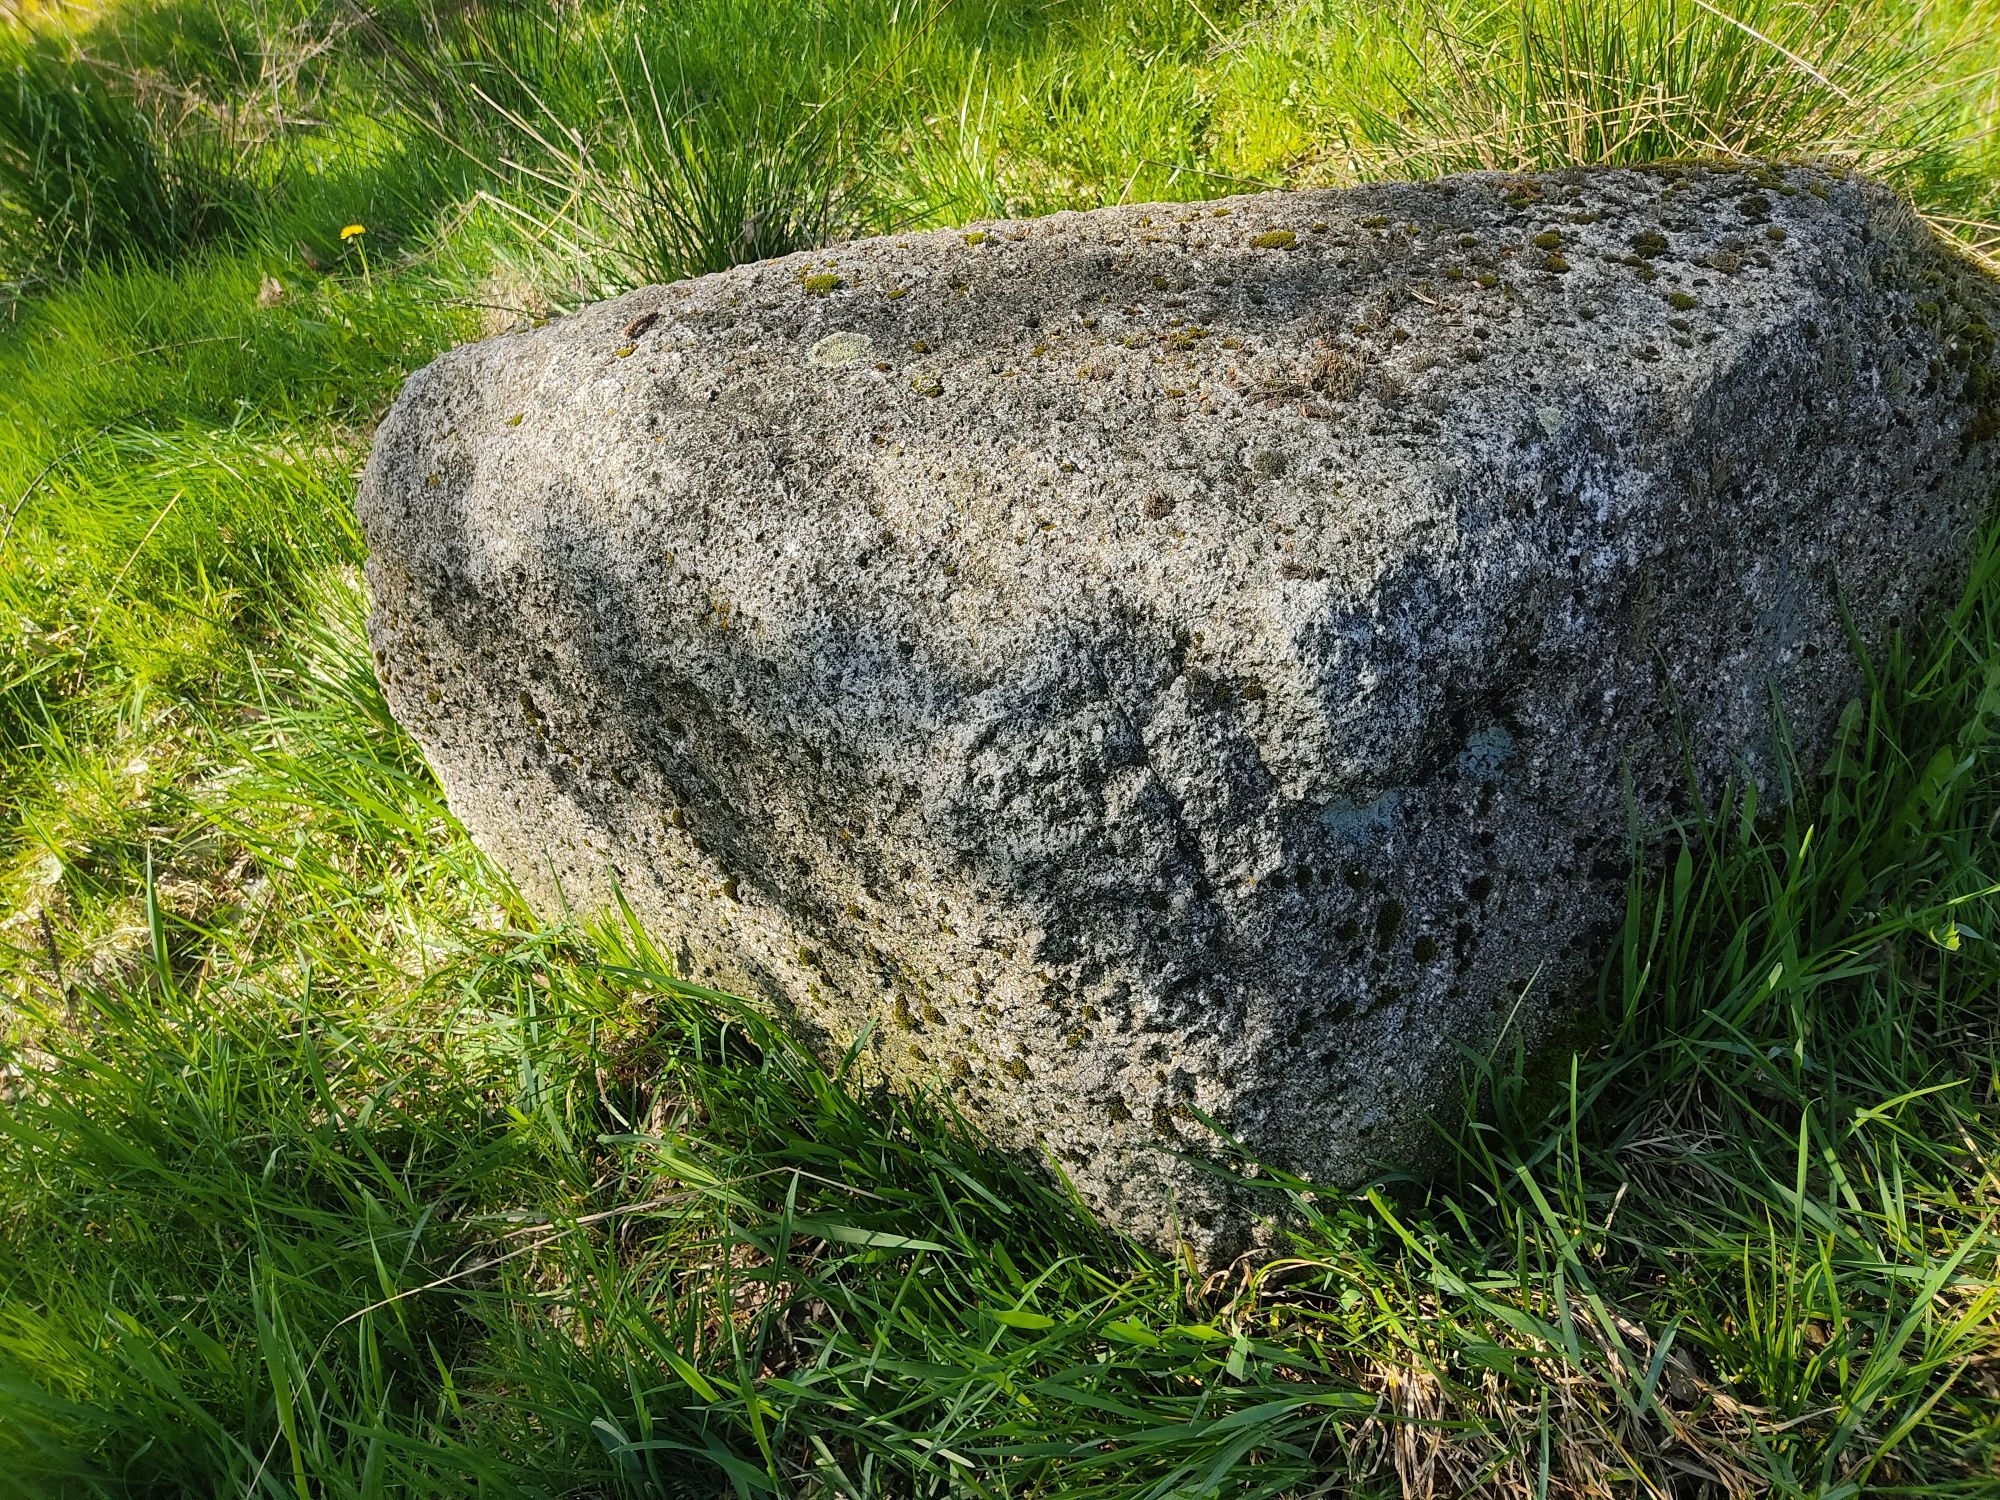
[1,0,1997,1494]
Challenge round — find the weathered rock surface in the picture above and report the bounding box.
[360,164,1999,1256]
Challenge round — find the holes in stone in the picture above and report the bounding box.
[1374,900,1406,951]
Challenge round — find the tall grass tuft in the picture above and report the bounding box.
[1330,0,1990,235]
[0,29,246,285]
[369,0,865,298]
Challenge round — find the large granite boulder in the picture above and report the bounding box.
[360,164,1999,1257]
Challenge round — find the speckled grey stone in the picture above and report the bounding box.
[360,163,1999,1259]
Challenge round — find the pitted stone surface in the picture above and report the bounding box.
[360,164,1999,1256]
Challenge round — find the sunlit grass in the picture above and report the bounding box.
[2,1,1997,1494]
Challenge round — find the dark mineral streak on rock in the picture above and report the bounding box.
[360,164,2000,1259]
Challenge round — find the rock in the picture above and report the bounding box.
[359,164,1999,1258]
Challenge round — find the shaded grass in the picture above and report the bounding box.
[0,24,248,284]
[0,0,1998,1495]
